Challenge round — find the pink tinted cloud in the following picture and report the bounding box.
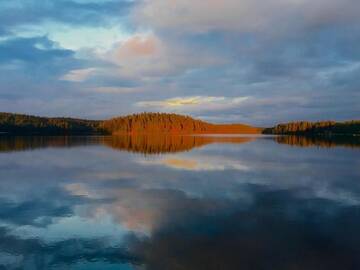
[115,34,159,59]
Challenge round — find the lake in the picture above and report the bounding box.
[0,135,360,270]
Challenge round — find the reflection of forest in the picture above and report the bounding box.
[102,135,254,154]
[2,135,360,154]
[275,135,360,148]
[0,135,255,154]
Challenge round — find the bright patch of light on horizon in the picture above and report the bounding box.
[136,96,249,109]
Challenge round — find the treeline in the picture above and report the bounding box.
[263,120,360,135]
[4,112,359,136]
[102,112,260,134]
[0,112,103,135]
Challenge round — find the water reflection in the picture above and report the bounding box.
[0,226,142,269]
[0,136,100,153]
[1,135,360,156]
[274,135,360,148]
[130,187,360,270]
[0,135,360,269]
[0,135,255,154]
[105,135,256,155]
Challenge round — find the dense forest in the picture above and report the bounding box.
[0,112,102,135]
[102,112,261,134]
[263,120,360,135]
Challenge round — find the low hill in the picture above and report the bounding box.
[102,113,261,134]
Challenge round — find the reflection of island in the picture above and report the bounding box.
[102,135,255,154]
[0,135,255,154]
[274,135,360,148]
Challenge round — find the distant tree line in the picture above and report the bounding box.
[263,120,360,135]
[0,112,103,135]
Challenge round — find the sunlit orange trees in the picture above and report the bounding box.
[102,112,261,134]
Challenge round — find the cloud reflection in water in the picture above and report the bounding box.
[0,135,359,269]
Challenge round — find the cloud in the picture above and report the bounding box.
[61,68,98,82]
[0,36,73,66]
[91,86,144,94]
[136,96,249,112]
[1,0,360,123]
[135,0,360,34]
[0,0,133,33]
[116,34,159,56]
[0,36,83,100]
[101,33,226,79]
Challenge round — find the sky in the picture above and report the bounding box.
[0,0,359,125]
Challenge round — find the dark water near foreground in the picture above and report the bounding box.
[0,135,360,270]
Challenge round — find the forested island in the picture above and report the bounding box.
[1,112,359,136]
[102,113,260,134]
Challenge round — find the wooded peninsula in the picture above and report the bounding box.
[0,112,359,136]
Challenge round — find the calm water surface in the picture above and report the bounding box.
[0,135,360,270]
